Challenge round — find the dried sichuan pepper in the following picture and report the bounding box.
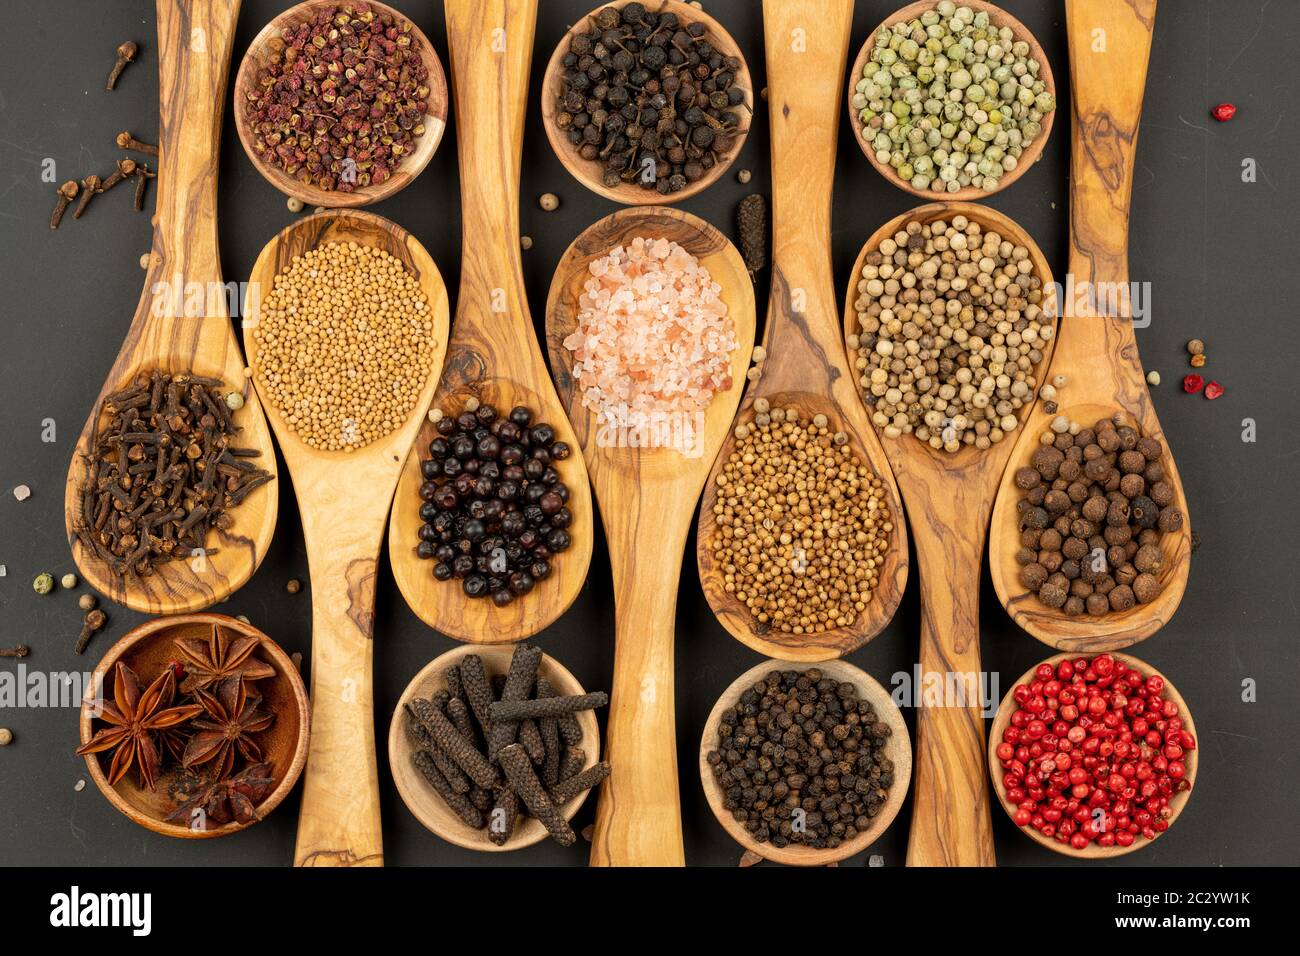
[243,2,432,192]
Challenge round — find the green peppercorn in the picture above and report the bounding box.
[33,572,54,595]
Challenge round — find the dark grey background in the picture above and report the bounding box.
[1,0,1296,867]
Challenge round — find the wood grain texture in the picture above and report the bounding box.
[243,210,450,867]
[544,206,755,866]
[694,0,908,663]
[388,644,599,852]
[847,0,1057,200]
[79,612,309,839]
[989,0,1189,652]
[698,658,911,866]
[540,0,753,205]
[987,651,1198,858]
[233,0,448,208]
[64,0,279,615]
[388,0,594,645]
[843,202,1060,867]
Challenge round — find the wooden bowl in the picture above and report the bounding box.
[847,0,1057,200]
[78,613,310,839]
[389,645,601,852]
[540,0,753,205]
[988,652,1198,859]
[699,659,912,866]
[233,0,449,208]
[989,405,1192,652]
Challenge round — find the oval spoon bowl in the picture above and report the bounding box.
[988,651,1198,859]
[389,644,600,852]
[699,658,912,865]
[847,0,1056,200]
[990,404,1191,651]
[233,0,449,208]
[696,391,908,662]
[79,613,309,839]
[540,0,753,205]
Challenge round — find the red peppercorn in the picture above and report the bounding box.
[1211,102,1237,122]
[1182,373,1204,393]
[1204,380,1225,400]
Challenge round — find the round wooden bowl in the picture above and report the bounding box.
[699,659,912,866]
[988,652,1198,859]
[77,613,310,839]
[233,0,449,208]
[989,405,1192,652]
[540,0,753,205]
[389,645,601,852]
[847,0,1057,200]
[844,201,1059,467]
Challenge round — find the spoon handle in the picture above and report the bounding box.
[590,486,690,866]
[443,0,542,386]
[902,474,997,866]
[758,0,853,396]
[149,0,240,330]
[293,517,385,867]
[1059,0,1158,396]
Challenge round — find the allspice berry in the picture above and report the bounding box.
[1186,338,1205,355]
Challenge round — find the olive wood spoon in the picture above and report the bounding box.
[65,0,278,614]
[989,0,1189,652]
[388,0,594,643]
[244,210,450,866]
[545,206,755,866]
[695,0,908,662]
[845,203,1061,867]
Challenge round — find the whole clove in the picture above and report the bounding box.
[412,750,483,828]
[72,370,273,579]
[133,165,156,212]
[74,175,101,219]
[74,609,108,655]
[106,41,138,91]
[489,691,609,723]
[498,744,575,846]
[116,131,159,156]
[100,158,138,192]
[736,194,768,280]
[550,760,611,806]
[50,181,79,229]
[0,645,31,659]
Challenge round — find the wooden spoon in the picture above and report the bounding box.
[244,210,450,866]
[64,0,278,614]
[545,206,755,866]
[695,0,909,662]
[388,0,594,644]
[844,203,1060,867]
[989,0,1188,652]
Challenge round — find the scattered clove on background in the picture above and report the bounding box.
[106,41,138,91]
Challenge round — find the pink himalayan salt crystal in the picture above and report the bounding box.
[563,236,736,433]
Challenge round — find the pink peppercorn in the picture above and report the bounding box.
[1211,103,1237,122]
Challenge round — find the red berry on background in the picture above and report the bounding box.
[1211,102,1237,122]
[1182,374,1204,393]
[1204,381,1225,400]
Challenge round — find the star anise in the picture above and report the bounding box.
[166,761,276,827]
[173,624,275,695]
[182,678,274,779]
[76,663,203,790]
